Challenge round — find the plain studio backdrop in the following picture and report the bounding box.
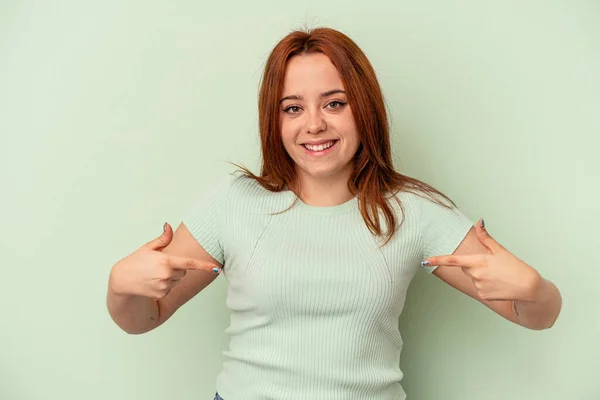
[1,1,598,399]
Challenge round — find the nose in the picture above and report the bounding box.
[305,109,327,135]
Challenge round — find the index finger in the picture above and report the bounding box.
[168,255,221,274]
[422,253,486,268]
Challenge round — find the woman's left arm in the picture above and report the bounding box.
[424,219,562,330]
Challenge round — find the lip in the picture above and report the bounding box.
[300,139,338,146]
[301,139,339,156]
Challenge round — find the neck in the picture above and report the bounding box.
[293,170,354,207]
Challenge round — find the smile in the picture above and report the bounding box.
[302,140,338,152]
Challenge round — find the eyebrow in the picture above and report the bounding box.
[279,89,346,103]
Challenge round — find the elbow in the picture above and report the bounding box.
[526,319,556,331]
[525,297,562,331]
[115,322,157,335]
[121,326,151,335]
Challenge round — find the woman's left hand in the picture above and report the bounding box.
[423,220,544,302]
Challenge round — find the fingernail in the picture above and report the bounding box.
[163,223,167,232]
[212,267,221,274]
[421,260,430,266]
[481,219,485,228]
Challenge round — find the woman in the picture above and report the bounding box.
[106,27,562,399]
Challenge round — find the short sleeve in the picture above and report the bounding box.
[182,175,233,264]
[416,193,474,273]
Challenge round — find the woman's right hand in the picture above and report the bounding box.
[108,223,221,300]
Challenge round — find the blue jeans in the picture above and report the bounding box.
[213,393,223,400]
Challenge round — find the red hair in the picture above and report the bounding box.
[236,27,454,245]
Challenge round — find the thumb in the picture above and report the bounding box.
[476,218,503,253]
[143,222,174,251]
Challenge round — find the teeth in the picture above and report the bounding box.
[304,141,335,152]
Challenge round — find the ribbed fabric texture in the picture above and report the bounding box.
[184,173,473,400]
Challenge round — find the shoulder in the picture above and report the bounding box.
[385,188,443,218]
[201,170,262,198]
[389,188,458,214]
[384,188,469,236]
[219,171,293,214]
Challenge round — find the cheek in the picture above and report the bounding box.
[280,122,291,143]
[280,118,300,144]
[340,118,360,147]
[335,110,357,137]
[279,122,297,155]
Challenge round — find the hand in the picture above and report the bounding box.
[423,219,543,302]
[109,223,220,300]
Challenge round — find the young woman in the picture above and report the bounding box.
[106,27,562,399]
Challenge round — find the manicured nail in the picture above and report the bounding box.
[212,267,221,274]
[481,219,485,228]
[421,260,430,266]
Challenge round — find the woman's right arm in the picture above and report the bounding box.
[106,222,222,334]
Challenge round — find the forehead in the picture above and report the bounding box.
[282,53,345,94]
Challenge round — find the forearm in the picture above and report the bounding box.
[106,286,159,335]
[513,278,562,330]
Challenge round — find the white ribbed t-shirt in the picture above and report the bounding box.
[183,172,473,399]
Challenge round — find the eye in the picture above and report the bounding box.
[326,100,346,110]
[283,105,302,114]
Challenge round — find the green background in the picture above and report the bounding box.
[1,1,598,399]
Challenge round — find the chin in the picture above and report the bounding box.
[300,163,352,181]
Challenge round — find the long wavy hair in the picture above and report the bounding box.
[235,27,454,245]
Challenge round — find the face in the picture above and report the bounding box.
[279,53,360,185]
